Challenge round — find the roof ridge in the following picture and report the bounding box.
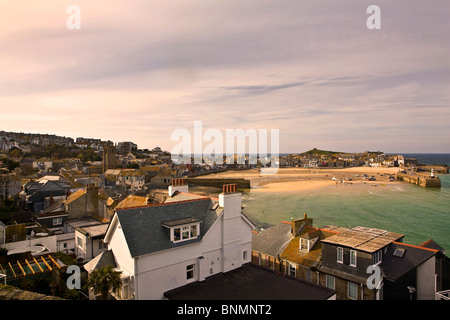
[393,241,439,253]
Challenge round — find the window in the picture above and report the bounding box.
[174,228,181,241]
[190,225,197,237]
[172,224,200,243]
[243,251,248,261]
[350,250,357,267]
[182,226,190,240]
[300,238,309,252]
[98,241,107,250]
[337,247,343,263]
[186,264,195,280]
[289,264,296,277]
[373,250,382,265]
[348,282,358,300]
[326,275,335,290]
[53,217,62,226]
[77,236,83,247]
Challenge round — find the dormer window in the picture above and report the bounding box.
[300,238,309,252]
[163,217,201,243]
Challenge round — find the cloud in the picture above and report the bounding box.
[0,0,449,152]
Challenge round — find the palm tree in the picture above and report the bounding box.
[86,265,122,300]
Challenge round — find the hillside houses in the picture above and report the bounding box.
[279,150,404,169]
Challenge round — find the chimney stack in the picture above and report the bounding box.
[168,178,189,196]
[219,184,243,273]
[291,213,313,237]
[222,184,237,194]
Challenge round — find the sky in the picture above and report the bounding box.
[0,0,449,154]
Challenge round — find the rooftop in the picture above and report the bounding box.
[115,195,148,210]
[113,198,222,258]
[382,242,438,280]
[164,263,336,300]
[75,223,109,238]
[320,226,404,253]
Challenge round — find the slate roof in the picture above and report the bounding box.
[115,198,222,258]
[382,242,438,281]
[84,250,117,273]
[25,180,70,202]
[281,227,337,268]
[164,263,336,300]
[252,222,292,257]
[418,239,446,253]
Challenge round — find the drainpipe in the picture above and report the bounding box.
[361,283,364,300]
[134,257,139,300]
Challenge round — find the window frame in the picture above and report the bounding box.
[350,250,357,267]
[372,249,382,265]
[289,263,296,277]
[186,264,195,280]
[171,223,200,243]
[326,275,335,290]
[337,247,344,264]
[348,281,358,300]
[300,238,309,252]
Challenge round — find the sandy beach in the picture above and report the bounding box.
[195,167,402,193]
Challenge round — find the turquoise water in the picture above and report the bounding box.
[242,174,450,252]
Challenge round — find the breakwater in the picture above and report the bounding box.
[186,178,251,189]
[397,172,441,188]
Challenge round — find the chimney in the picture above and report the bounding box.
[219,184,241,215]
[219,184,243,273]
[168,178,189,197]
[291,213,313,237]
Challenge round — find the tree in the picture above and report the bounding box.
[86,265,122,300]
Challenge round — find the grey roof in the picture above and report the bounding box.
[162,217,202,227]
[76,223,109,238]
[382,242,437,280]
[165,263,336,300]
[116,198,222,258]
[84,250,117,273]
[26,180,70,202]
[252,223,292,257]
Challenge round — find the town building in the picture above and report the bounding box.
[84,182,256,299]
[252,217,450,300]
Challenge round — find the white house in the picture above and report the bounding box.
[74,223,109,263]
[84,182,255,300]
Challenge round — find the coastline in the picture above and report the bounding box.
[196,167,402,193]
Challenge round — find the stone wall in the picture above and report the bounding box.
[186,178,251,189]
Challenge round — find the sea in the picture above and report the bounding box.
[242,153,450,252]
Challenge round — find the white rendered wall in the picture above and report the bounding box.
[417,256,436,300]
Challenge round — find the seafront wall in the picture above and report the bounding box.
[186,178,251,189]
[397,173,441,188]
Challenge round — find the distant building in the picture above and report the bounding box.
[102,142,116,173]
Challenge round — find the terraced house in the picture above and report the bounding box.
[252,216,450,300]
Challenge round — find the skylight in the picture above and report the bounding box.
[393,248,405,257]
